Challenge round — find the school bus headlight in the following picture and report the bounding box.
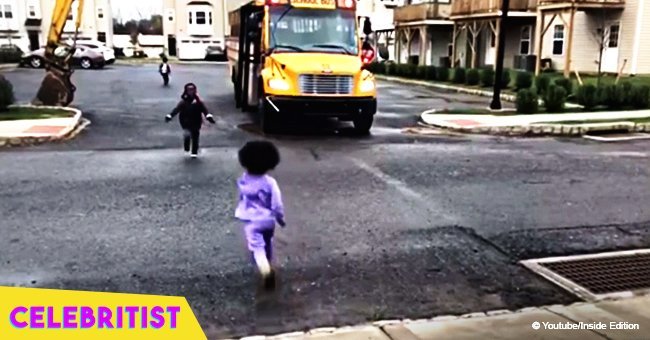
[360,79,375,92]
[268,79,290,91]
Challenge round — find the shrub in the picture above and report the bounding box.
[544,84,567,113]
[535,74,551,95]
[554,77,573,96]
[425,66,437,81]
[630,85,650,109]
[405,64,418,78]
[367,62,383,74]
[392,64,402,76]
[576,84,599,110]
[452,67,466,84]
[501,68,511,88]
[437,67,450,82]
[396,64,414,77]
[0,75,15,111]
[516,89,539,114]
[385,63,397,76]
[481,68,495,87]
[515,72,534,90]
[416,66,427,79]
[466,69,480,86]
[620,82,633,106]
[602,84,626,109]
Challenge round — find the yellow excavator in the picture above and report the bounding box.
[32,0,84,107]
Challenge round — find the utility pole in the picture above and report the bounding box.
[490,0,510,110]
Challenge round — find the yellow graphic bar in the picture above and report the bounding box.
[0,286,206,340]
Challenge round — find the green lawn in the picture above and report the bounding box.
[0,107,74,121]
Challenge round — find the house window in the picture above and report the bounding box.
[520,26,531,55]
[188,12,192,24]
[28,5,36,17]
[196,11,206,25]
[608,24,620,48]
[98,8,104,19]
[552,25,564,55]
[4,4,13,19]
[209,12,213,25]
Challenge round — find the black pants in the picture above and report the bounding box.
[183,128,200,154]
[162,74,169,86]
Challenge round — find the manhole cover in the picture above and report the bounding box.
[520,249,650,301]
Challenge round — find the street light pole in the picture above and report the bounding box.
[490,0,510,110]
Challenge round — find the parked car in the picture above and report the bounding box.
[0,44,23,63]
[20,46,105,69]
[68,39,115,64]
[205,45,225,61]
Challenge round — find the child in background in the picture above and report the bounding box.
[235,141,286,290]
[159,56,171,86]
[165,83,215,158]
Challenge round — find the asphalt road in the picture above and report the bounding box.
[1,64,650,339]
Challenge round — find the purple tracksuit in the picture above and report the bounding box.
[235,173,284,266]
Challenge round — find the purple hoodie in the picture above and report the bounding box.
[235,173,284,223]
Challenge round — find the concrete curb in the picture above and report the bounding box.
[0,105,86,148]
[0,63,18,71]
[419,109,650,137]
[229,295,647,340]
[419,121,649,137]
[375,74,583,109]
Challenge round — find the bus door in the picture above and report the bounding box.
[238,5,263,111]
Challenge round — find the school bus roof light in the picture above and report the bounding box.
[266,0,288,5]
[337,0,356,9]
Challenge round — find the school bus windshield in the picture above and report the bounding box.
[269,6,358,55]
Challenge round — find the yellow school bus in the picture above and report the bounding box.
[227,0,377,134]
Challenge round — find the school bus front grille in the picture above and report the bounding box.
[298,74,354,95]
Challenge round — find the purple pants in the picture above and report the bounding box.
[244,220,275,265]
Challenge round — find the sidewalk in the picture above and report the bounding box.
[0,105,86,147]
[236,294,649,340]
[0,63,17,71]
[420,109,650,136]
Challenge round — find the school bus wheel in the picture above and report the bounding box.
[258,91,278,134]
[353,113,373,135]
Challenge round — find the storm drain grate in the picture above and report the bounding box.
[520,249,650,301]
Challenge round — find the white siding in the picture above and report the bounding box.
[617,0,638,74]
[633,0,650,73]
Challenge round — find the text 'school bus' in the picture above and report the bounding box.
[226,0,377,134]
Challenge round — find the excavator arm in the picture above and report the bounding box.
[32,0,84,107]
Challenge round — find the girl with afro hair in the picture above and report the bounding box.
[235,140,285,289]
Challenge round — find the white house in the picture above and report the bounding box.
[163,0,229,60]
[0,0,113,53]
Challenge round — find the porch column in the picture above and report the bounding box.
[469,21,479,69]
[405,28,413,63]
[494,18,501,71]
[534,10,543,75]
[451,22,458,68]
[564,7,576,78]
[419,26,428,66]
[395,29,401,64]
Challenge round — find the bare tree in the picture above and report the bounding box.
[592,9,607,87]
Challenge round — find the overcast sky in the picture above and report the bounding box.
[112,0,162,21]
